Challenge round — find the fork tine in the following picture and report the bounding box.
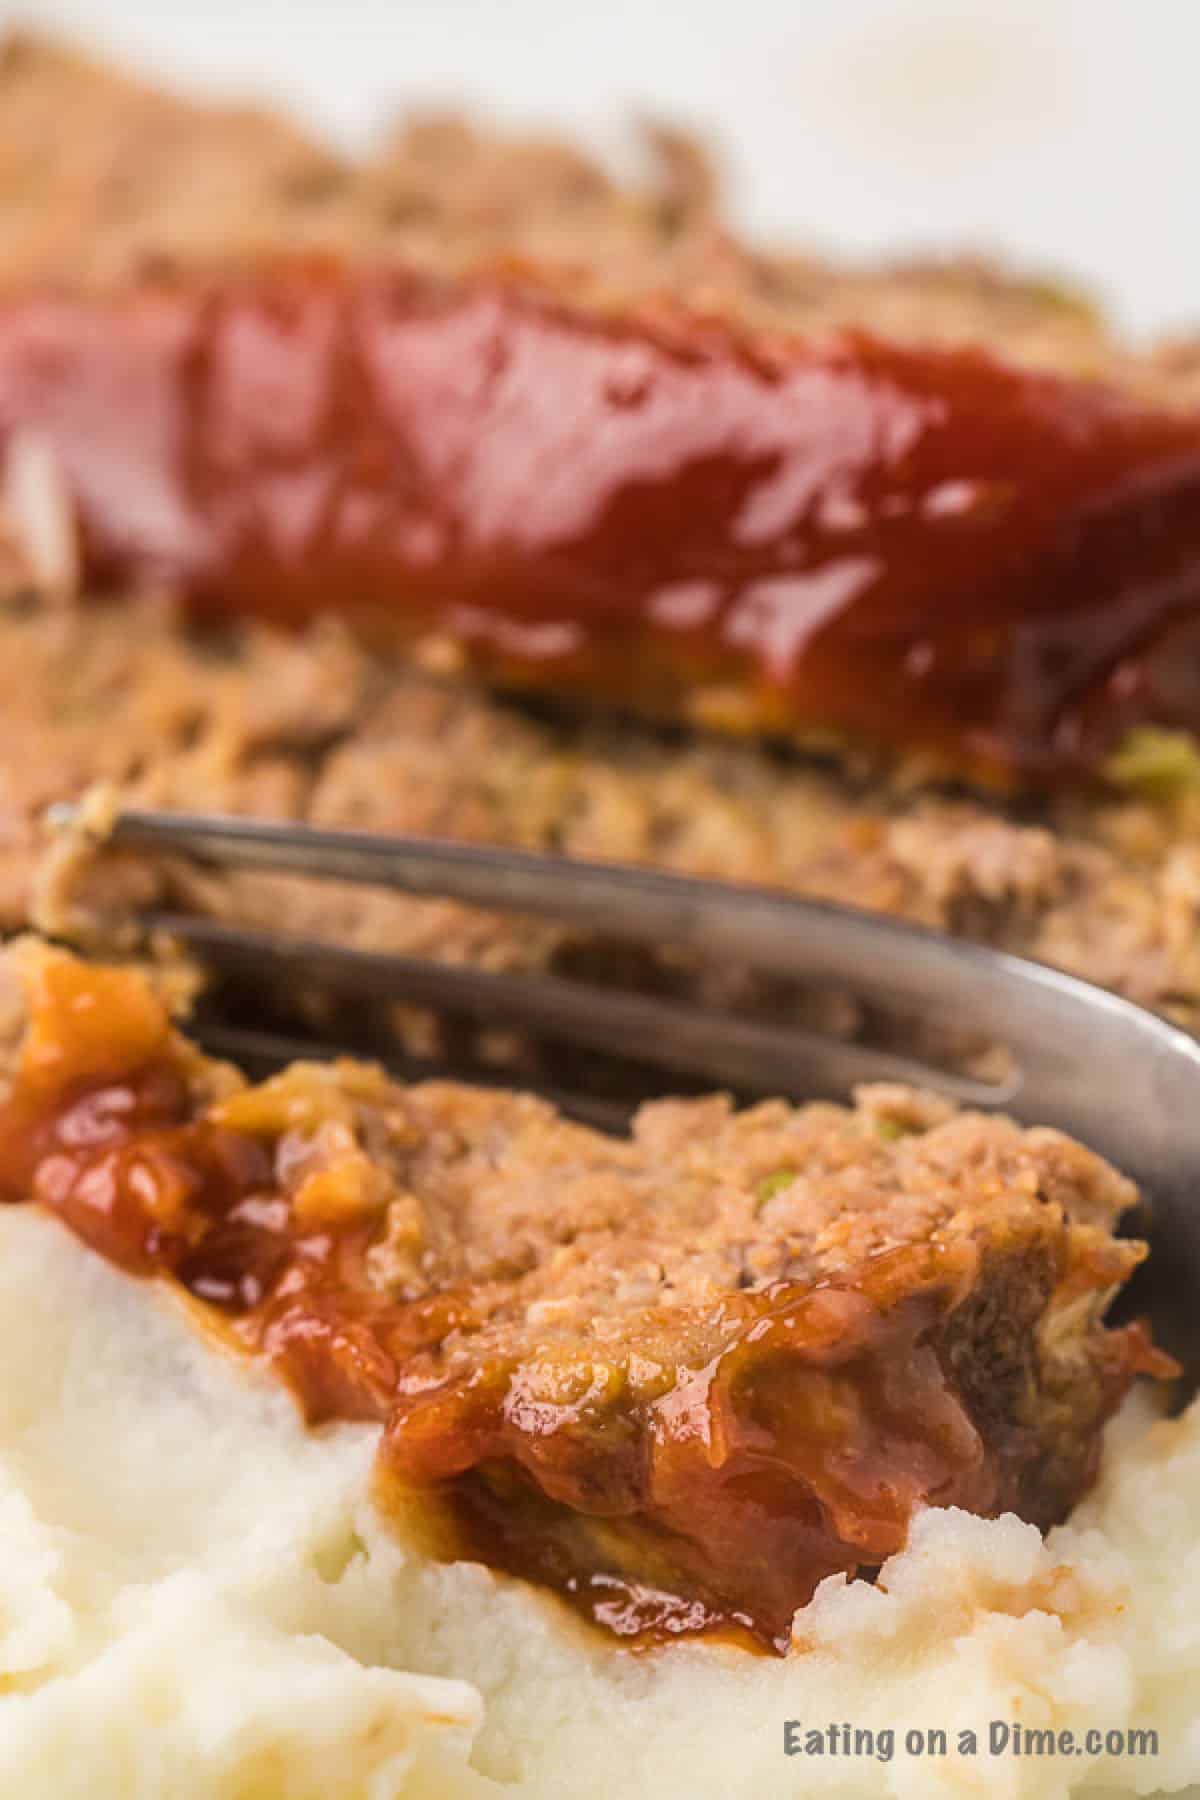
[47,799,1200,1096]
[149,913,1014,1107]
[36,806,1168,1053]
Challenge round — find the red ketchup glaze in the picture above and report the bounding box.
[2,260,1200,782]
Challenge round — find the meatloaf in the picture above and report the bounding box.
[0,36,1196,1061]
[0,941,1166,1652]
[0,30,1186,1658]
[6,33,1200,789]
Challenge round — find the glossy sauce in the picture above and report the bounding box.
[0,954,1165,1652]
[2,261,1200,782]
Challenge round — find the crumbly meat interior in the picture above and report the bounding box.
[0,943,1162,1652]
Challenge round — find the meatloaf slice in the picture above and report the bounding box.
[6,37,1200,789]
[0,942,1166,1652]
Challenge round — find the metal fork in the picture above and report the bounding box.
[48,803,1200,1366]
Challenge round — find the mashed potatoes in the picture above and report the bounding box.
[0,1203,1197,1800]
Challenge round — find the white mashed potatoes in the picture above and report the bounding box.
[0,1204,1196,1800]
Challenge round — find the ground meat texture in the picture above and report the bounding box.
[0,945,1167,1652]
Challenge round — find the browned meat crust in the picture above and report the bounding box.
[0,944,1164,1651]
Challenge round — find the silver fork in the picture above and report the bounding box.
[49,803,1200,1367]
